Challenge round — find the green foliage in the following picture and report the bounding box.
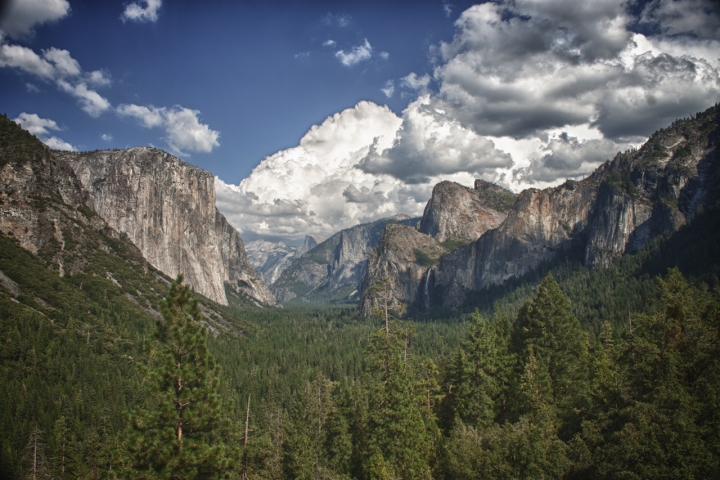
[413,248,440,268]
[129,276,231,479]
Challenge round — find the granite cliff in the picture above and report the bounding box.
[56,147,275,306]
[245,235,322,286]
[419,180,517,243]
[271,215,417,304]
[361,104,720,314]
[0,116,118,277]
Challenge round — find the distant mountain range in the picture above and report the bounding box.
[2,103,719,319]
[360,104,720,316]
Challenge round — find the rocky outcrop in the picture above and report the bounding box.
[361,104,720,313]
[419,180,517,243]
[360,224,446,315]
[245,240,295,285]
[246,235,323,286]
[57,147,275,306]
[271,215,417,304]
[0,116,117,276]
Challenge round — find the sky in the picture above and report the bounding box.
[1,0,719,245]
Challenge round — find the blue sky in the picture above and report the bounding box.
[0,0,478,183]
[2,0,719,244]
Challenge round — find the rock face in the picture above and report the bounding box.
[0,118,116,276]
[245,240,295,285]
[245,235,323,286]
[419,180,517,243]
[362,105,720,314]
[360,223,446,315]
[271,215,417,304]
[57,147,275,306]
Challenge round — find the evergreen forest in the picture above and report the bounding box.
[2,201,720,479]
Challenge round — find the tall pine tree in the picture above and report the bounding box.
[128,275,231,479]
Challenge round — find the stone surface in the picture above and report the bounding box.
[360,223,446,315]
[245,235,324,286]
[0,118,117,278]
[57,147,275,306]
[271,215,417,304]
[361,105,720,313]
[419,180,517,243]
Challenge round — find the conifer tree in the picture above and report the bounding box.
[364,277,433,479]
[510,273,589,438]
[128,275,230,479]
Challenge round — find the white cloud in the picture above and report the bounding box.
[57,79,111,117]
[294,51,311,59]
[42,136,76,151]
[0,42,55,78]
[88,70,111,87]
[25,83,39,93]
[117,104,220,155]
[323,39,336,47]
[359,96,513,184]
[381,80,395,98]
[401,73,431,92]
[164,107,220,155]
[223,0,720,242]
[121,0,162,23]
[116,104,164,128]
[216,102,413,242]
[323,13,351,27]
[43,47,81,77]
[379,51,389,59]
[101,133,113,142]
[335,39,372,66]
[0,39,112,117]
[434,0,720,143]
[442,1,454,18]
[14,112,60,136]
[0,0,70,40]
[641,0,720,40]
[13,112,76,151]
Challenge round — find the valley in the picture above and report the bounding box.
[1,104,719,479]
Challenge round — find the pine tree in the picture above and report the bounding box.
[364,277,433,479]
[128,275,230,479]
[22,426,52,480]
[509,273,589,439]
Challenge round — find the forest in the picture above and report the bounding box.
[1,200,720,479]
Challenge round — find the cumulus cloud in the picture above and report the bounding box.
[335,39,372,66]
[13,112,75,151]
[381,80,395,98]
[225,0,720,242]
[0,0,70,40]
[117,104,219,156]
[641,0,720,40]
[401,73,431,92]
[323,39,336,47]
[101,133,113,142]
[217,100,505,242]
[434,0,720,144]
[0,41,112,117]
[121,0,162,23]
[517,132,634,183]
[359,96,513,184]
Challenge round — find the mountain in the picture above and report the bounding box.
[271,215,418,304]
[419,179,517,243]
[245,235,323,286]
[56,147,276,306]
[361,104,720,315]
